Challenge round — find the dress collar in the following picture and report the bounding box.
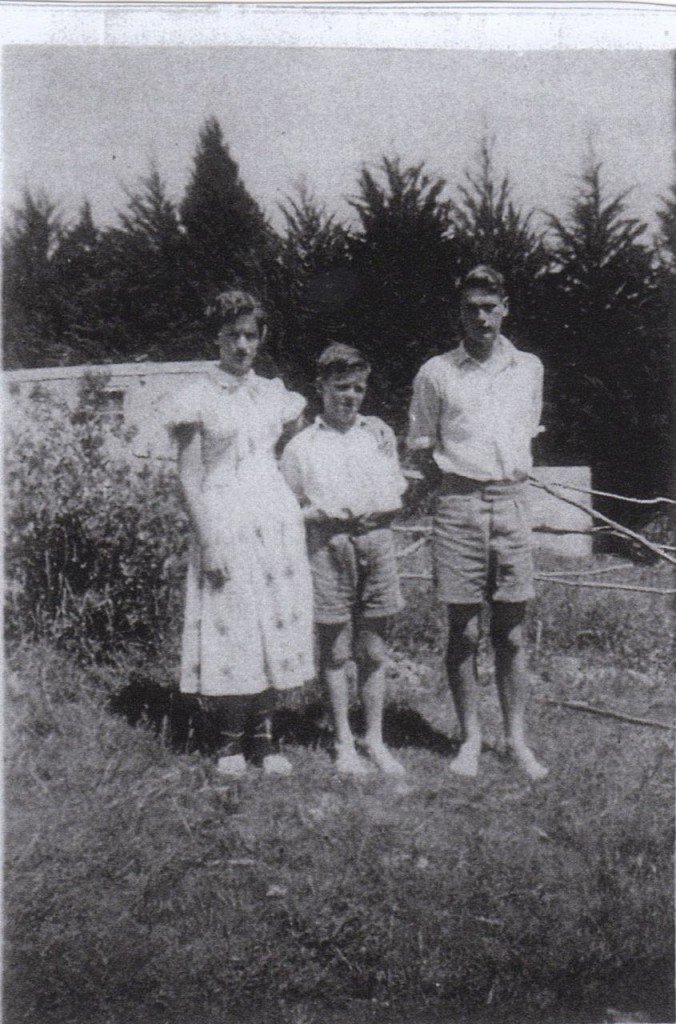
[208,366,257,392]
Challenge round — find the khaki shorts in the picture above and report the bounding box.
[433,475,534,605]
[307,522,404,625]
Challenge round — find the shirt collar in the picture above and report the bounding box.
[316,413,368,433]
[454,335,517,371]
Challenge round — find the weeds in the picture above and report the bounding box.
[4,588,674,1024]
[4,393,674,1022]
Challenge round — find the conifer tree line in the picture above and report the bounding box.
[4,116,674,509]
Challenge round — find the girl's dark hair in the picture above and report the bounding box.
[206,290,267,330]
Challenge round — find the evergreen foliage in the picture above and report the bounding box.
[2,123,672,505]
[180,116,276,305]
[450,140,551,351]
[275,182,353,392]
[543,164,670,506]
[100,168,197,361]
[3,190,62,368]
[345,156,459,427]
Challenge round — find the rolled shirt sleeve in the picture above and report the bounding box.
[407,364,439,451]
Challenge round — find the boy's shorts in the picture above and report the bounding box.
[306,522,404,625]
[433,475,535,605]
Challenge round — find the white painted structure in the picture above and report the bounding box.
[4,361,593,556]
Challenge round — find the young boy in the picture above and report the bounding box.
[407,265,548,781]
[281,344,407,776]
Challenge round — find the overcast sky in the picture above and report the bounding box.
[2,41,673,238]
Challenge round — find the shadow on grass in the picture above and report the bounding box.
[108,675,455,759]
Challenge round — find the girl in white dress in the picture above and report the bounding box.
[166,291,314,776]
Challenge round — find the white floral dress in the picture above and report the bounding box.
[166,369,314,696]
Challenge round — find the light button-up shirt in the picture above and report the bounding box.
[407,337,543,482]
[281,414,407,519]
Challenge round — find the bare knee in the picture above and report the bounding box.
[318,623,352,671]
[446,606,481,661]
[356,628,387,671]
[491,603,526,655]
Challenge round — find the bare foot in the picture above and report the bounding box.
[365,742,406,777]
[507,742,548,781]
[335,744,372,776]
[449,741,481,778]
[263,753,293,776]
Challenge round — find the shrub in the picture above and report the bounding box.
[4,374,187,658]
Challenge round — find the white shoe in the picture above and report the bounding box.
[335,744,372,776]
[216,753,247,777]
[263,753,293,776]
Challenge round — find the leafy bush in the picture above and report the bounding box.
[4,374,186,657]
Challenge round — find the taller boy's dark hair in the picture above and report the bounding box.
[461,265,506,299]
[316,343,371,381]
[206,289,267,331]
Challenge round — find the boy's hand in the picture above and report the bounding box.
[354,511,395,531]
[303,504,353,523]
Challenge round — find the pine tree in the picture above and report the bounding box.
[346,156,460,426]
[3,190,62,367]
[275,182,352,390]
[544,163,669,504]
[450,140,550,350]
[180,116,277,307]
[110,167,196,359]
[55,170,197,363]
[50,201,106,363]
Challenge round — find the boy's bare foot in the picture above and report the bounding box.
[263,753,293,776]
[216,753,247,777]
[449,740,481,778]
[506,742,548,781]
[335,744,372,776]
[365,742,406,777]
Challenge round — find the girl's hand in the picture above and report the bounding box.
[201,543,230,587]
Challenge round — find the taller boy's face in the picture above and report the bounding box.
[320,369,368,431]
[460,288,508,358]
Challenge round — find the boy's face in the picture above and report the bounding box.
[217,313,264,376]
[460,287,508,358]
[320,369,368,431]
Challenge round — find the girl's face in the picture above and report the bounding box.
[216,313,264,376]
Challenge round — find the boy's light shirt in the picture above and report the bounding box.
[281,414,407,519]
[407,336,543,483]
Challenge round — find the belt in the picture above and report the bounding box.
[309,511,396,537]
[438,473,527,498]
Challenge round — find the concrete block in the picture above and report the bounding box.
[529,467,593,558]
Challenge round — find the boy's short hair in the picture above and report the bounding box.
[461,265,506,299]
[316,343,371,381]
[206,289,267,331]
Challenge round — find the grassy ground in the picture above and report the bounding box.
[4,552,674,1024]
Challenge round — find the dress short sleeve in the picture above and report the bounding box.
[267,377,307,424]
[163,380,207,436]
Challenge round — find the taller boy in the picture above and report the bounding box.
[407,266,547,780]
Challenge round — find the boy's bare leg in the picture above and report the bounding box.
[358,617,405,776]
[446,604,483,777]
[491,602,548,780]
[317,621,370,775]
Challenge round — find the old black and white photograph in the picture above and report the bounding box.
[2,4,675,1024]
